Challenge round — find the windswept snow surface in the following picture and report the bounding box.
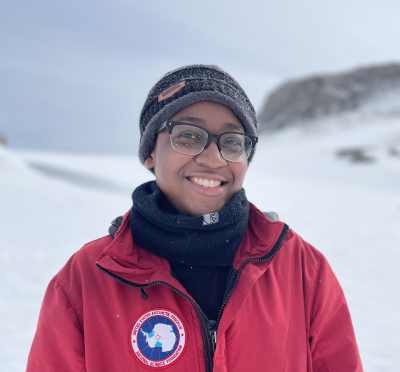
[1,118,400,371]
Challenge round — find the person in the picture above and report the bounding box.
[26,65,363,371]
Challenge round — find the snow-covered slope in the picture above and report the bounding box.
[1,117,400,371]
[0,147,147,371]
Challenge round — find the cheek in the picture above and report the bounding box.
[231,163,248,188]
[153,134,173,172]
[154,145,173,181]
[153,138,188,183]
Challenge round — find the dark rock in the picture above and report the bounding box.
[388,146,400,158]
[336,147,375,164]
[258,63,400,131]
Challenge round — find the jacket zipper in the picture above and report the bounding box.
[212,224,290,349]
[97,223,289,371]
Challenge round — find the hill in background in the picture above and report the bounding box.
[258,63,400,131]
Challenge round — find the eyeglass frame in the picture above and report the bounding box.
[158,120,258,162]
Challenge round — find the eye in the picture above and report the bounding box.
[175,130,203,144]
[179,132,199,139]
[222,137,243,147]
[226,139,241,145]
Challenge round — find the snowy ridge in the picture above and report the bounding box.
[258,63,400,132]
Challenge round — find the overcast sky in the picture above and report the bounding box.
[1,0,400,154]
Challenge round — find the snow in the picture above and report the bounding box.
[1,117,400,371]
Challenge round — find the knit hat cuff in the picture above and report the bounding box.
[139,91,257,165]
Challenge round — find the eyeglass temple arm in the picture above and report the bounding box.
[157,121,168,133]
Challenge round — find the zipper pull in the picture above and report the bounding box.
[209,319,218,352]
[212,330,217,352]
[140,287,148,300]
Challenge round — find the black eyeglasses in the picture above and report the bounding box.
[159,121,258,162]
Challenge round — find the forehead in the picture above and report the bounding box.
[170,101,244,133]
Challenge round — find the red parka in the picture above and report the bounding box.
[27,203,363,371]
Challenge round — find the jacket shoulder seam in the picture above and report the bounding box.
[310,252,323,323]
[281,260,295,371]
[83,235,110,247]
[55,275,84,331]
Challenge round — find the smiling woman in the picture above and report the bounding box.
[145,101,250,215]
[26,65,363,372]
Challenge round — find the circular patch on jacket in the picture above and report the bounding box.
[130,308,187,369]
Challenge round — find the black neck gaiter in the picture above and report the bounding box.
[130,181,249,267]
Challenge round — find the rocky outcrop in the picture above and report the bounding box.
[257,63,400,131]
[0,134,7,146]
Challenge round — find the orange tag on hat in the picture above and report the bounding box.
[158,81,186,102]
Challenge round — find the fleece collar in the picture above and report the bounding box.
[129,181,249,267]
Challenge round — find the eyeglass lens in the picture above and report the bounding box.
[170,124,252,162]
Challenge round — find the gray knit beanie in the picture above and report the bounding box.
[139,64,258,166]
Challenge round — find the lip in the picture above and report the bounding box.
[185,173,228,197]
[185,172,228,182]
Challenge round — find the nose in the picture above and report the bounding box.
[195,138,227,168]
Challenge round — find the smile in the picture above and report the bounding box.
[191,177,222,188]
[186,176,226,196]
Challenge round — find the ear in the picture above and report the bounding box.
[144,151,155,170]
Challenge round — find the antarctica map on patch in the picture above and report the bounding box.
[140,323,177,352]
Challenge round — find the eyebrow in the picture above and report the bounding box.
[222,122,244,133]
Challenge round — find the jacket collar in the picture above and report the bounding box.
[96,203,285,286]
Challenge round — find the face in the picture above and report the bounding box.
[144,101,248,216]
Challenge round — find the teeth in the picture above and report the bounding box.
[192,177,222,188]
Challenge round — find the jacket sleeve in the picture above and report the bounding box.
[26,276,85,372]
[309,255,363,372]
